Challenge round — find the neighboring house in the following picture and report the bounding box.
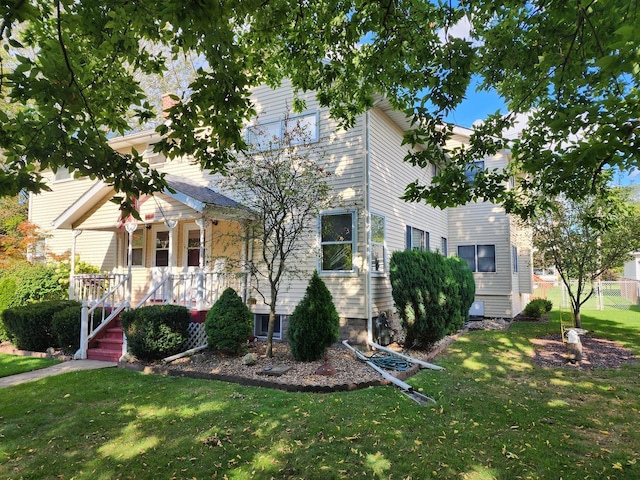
[28,82,533,361]
[623,253,640,281]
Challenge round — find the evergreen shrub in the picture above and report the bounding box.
[205,288,252,355]
[51,305,84,355]
[120,305,190,360]
[288,271,340,361]
[0,277,17,341]
[523,298,553,319]
[446,256,476,333]
[2,300,81,351]
[390,250,461,349]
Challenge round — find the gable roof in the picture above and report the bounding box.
[52,174,246,230]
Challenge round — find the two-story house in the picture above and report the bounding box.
[28,81,533,361]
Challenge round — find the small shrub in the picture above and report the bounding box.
[390,250,461,349]
[205,288,252,355]
[288,271,340,361]
[11,263,68,305]
[2,300,81,351]
[523,298,553,319]
[51,306,83,355]
[120,305,190,361]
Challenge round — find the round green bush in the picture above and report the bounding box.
[288,271,340,361]
[120,305,190,361]
[523,298,553,319]
[205,288,252,355]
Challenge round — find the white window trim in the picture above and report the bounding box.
[151,224,171,268]
[52,167,74,183]
[318,209,357,276]
[371,212,386,276]
[254,313,284,340]
[464,160,485,185]
[182,223,206,270]
[512,245,519,273]
[124,228,146,268]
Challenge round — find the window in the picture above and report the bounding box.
[512,245,518,273]
[371,213,385,273]
[155,231,169,267]
[406,226,428,251]
[458,244,496,273]
[187,229,203,267]
[129,230,145,266]
[143,144,166,166]
[464,161,485,185]
[247,112,319,149]
[320,211,356,272]
[53,167,73,183]
[254,314,283,339]
[441,237,448,256]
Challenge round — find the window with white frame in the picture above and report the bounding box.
[464,161,485,185]
[247,112,319,149]
[154,230,170,267]
[186,229,203,267]
[512,245,518,273]
[371,213,385,273]
[458,244,496,273]
[53,167,73,183]
[126,229,145,267]
[320,211,356,272]
[406,226,428,251]
[254,314,283,339]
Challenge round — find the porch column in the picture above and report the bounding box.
[69,229,83,300]
[195,218,206,310]
[124,220,138,307]
[165,219,178,272]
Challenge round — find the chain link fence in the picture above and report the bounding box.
[533,278,640,311]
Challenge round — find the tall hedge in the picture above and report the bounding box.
[2,300,81,351]
[288,271,340,361]
[446,256,476,333]
[120,305,190,361]
[205,288,253,355]
[390,250,461,349]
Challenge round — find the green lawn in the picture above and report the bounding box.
[0,353,61,378]
[1,311,640,479]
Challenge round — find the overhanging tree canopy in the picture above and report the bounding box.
[1,1,638,217]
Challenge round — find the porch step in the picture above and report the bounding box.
[87,348,122,362]
[87,318,123,363]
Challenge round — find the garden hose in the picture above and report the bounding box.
[366,351,412,371]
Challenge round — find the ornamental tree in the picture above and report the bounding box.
[219,114,333,358]
[532,189,640,328]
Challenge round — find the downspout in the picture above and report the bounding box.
[245,224,254,304]
[364,109,373,344]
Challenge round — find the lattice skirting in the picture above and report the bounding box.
[183,322,208,350]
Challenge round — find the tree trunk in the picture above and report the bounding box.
[573,309,582,329]
[265,286,278,358]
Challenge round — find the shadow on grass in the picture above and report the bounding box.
[2,310,640,479]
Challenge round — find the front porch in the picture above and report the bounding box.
[54,174,255,362]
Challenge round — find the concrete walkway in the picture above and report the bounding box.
[0,360,117,389]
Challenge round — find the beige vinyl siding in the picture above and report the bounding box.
[241,82,368,319]
[367,107,449,316]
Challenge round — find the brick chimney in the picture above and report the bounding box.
[161,93,179,120]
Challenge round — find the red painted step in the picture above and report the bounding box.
[87,318,123,362]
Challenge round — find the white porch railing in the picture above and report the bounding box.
[135,271,245,310]
[71,273,128,304]
[75,274,130,360]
